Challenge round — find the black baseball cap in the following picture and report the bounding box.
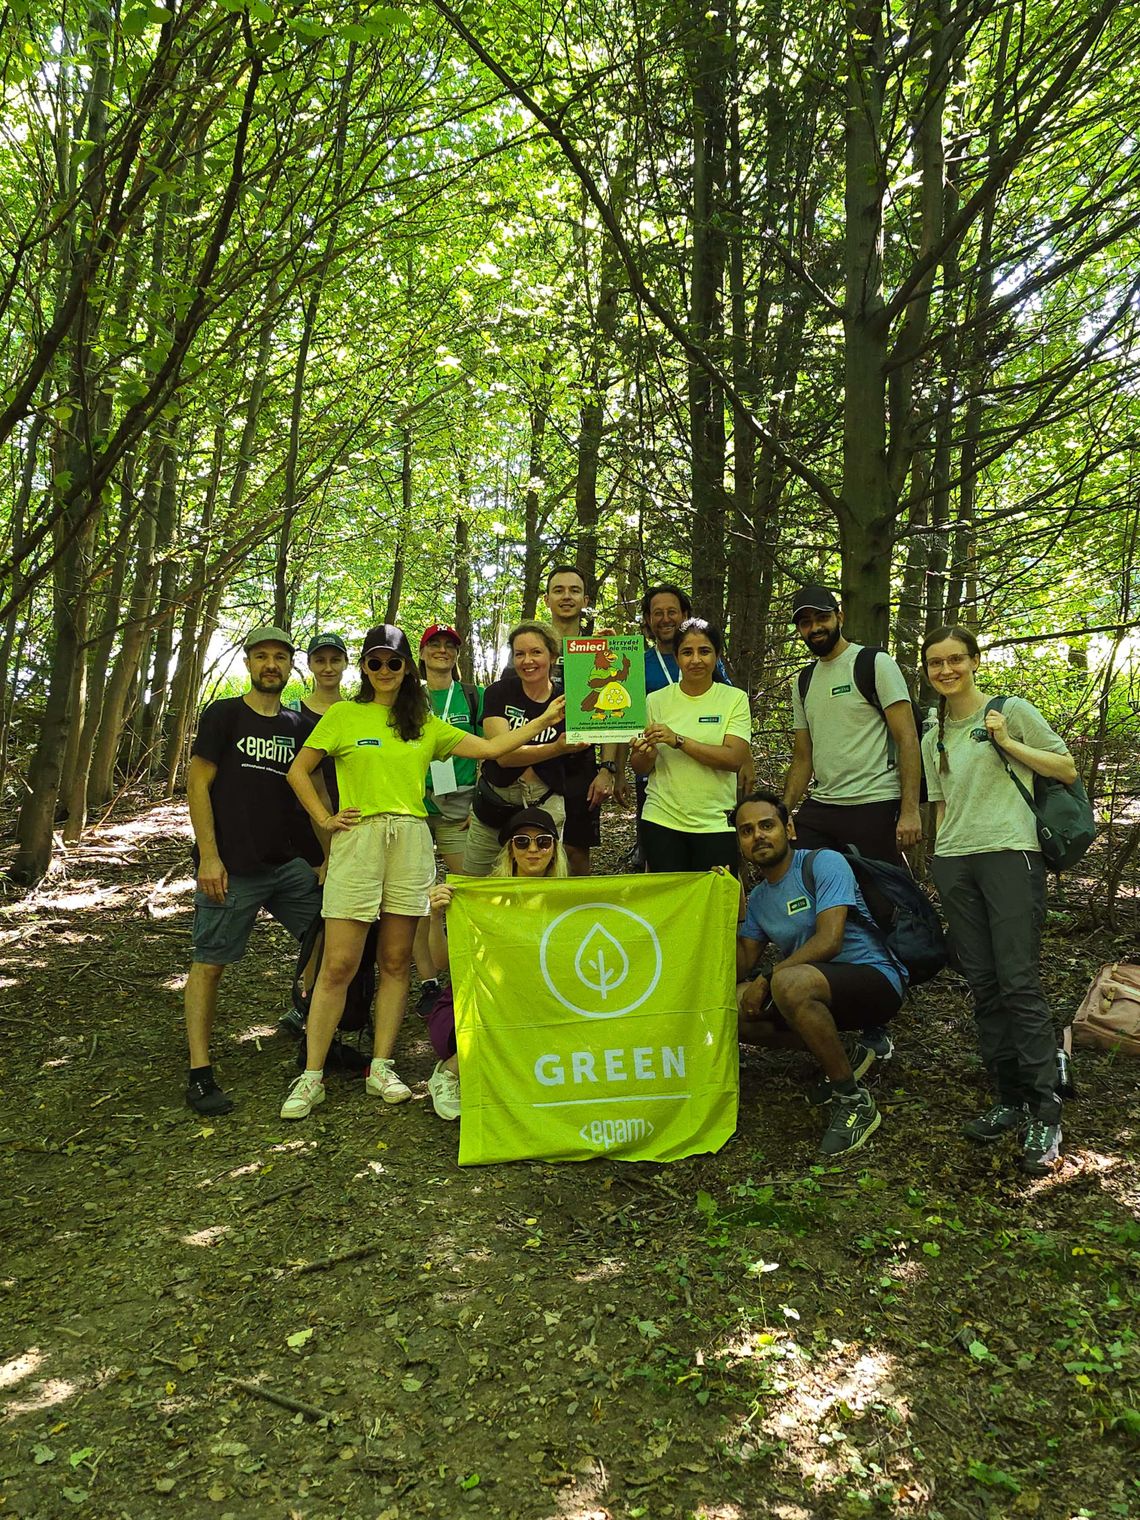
[790,585,840,621]
[498,807,560,846]
[360,623,413,661]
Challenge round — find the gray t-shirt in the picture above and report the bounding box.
[922,695,1071,857]
[791,643,912,804]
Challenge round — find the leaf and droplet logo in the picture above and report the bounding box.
[539,904,662,1019]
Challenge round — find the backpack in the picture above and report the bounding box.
[1070,962,1140,1058]
[291,914,379,1070]
[798,844,949,986]
[798,647,929,802]
[982,697,1096,872]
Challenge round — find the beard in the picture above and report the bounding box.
[805,624,842,657]
[250,671,286,692]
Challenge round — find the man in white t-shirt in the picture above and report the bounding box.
[782,585,922,868]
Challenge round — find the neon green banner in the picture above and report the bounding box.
[447,871,739,1165]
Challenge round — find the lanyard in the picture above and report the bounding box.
[439,682,456,721]
[654,649,677,685]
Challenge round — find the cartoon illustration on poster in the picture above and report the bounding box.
[563,635,646,743]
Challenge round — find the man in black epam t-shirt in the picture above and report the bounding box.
[184,625,324,1116]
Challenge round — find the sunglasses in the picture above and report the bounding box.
[511,833,555,851]
[364,654,405,673]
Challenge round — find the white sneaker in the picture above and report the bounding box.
[281,1070,325,1120]
[365,1057,411,1104]
[427,1062,461,1121]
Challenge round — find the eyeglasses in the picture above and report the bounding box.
[926,654,972,672]
[511,834,555,851]
[365,654,405,673]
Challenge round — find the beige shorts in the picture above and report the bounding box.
[321,814,435,921]
[428,811,471,864]
[461,779,566,877]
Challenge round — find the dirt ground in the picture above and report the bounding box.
[1,799,1138,1520]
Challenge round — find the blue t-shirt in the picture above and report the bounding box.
[739,848,906,996]
[644,647,732,695]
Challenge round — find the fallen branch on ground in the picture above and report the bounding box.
[226,1377,336,1423]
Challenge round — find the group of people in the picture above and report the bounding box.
[182,573,1076,1174]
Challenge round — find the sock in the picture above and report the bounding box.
[189,1064,214,1084]
[304,1067,323,1080]
[833,1076,859,1098]
[421,978,439,993]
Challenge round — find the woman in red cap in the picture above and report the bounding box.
[282,624,564,1120]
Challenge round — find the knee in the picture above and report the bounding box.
[190,961,225,985]
[769,965,814,1015]
[316,953,360,990]
[378,946,413,979]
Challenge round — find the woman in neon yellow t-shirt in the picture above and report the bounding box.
[281,622,564,1121]
[630,618,751,873]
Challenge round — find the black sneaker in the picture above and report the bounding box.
[962,1103,1025,1143]
[186,1076,234,1116]
[1020,1118,1062,1176]
[819,1088,881,1156]
[861,1027,895,1062]
[415,980,440,1017]
[807,1039,875,1107]
[278,1006,305,1038]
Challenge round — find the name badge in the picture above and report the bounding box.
[430,757,459,795]
[698,714,721,723]
[786,895,810,915]
[830,683,851,696]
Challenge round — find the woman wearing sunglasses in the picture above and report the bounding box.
[421,808,568,1120]
[281,624,565,1120]
[920,624,1077,1176]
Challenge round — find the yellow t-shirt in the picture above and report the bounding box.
[643,682,752,833]
[305,700,465,819]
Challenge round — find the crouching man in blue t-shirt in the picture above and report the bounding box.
[733,789,908,1157]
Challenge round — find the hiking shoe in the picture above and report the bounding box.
[962,1103,1025,1143]
[427,1062,461,1121]
[1020,1118,1062,1176]
[807,1039,875,1106]
[278,1006,305,1038]
[280,1070,325,1120]
[365,1057,412,1104]
[415,980,440,1017]
[186,1075,234,1116]
[819,1088,881,1157]
[861,1027,895,1062]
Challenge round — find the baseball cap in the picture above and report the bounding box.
[307,632,348,656]
[498,807,561,847]
[790,585,840,621]
[360,623,413,661]
[420,623,461,649]
[244,624,295,654]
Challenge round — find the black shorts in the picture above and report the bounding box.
[764,961,901,1030]
[562,787,602,850]
[793,798,902,866]
[642,819,739,874]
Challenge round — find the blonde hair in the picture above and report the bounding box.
[490,839,569,878]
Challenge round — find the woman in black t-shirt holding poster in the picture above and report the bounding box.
[461,622,588,875]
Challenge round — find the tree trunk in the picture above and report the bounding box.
[521,378,549,619]
[385,430,411,624]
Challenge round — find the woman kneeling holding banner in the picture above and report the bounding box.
[281,625,564,1121]
[421,808,568,1121]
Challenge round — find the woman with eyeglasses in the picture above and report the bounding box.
[420,807,568,1120]
[920,625,1077,1176]
[281,624,565,1120]
[461,620,587,876]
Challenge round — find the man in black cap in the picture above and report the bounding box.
[183,624,324,1116]
[782,586,922,868]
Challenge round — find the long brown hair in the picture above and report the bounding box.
[920,625,981,773]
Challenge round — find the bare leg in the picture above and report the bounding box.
[769,965,853,1081]
[186,962,225,1067]
[566,844,591,877]
[303,919,371,1069]
[372,913,419,1059]
[412,917,436,982]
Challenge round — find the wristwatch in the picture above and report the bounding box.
[674,733,686,750]
[598,760,617,773]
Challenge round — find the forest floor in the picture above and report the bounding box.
[0,797,1138,1520]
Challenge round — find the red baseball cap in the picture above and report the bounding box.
[420,623,461,649]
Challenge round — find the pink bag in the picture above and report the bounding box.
[1071,963,1140,1058]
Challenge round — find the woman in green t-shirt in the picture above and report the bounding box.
[920,625,1077,1177]
[281,623,564,1121]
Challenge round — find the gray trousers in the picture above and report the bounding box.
[931,850,1061,1122]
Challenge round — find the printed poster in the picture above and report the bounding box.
[446,871,739,1165]
[562,635,646,744]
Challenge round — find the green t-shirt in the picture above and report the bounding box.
[922,694,1071,857]
[305,700,464,819]
[424,682,483,818]
[643,682,752,833]
[791,643,912,804]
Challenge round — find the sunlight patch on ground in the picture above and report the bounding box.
[353,1160,389,1180]
[199,1160,263,1187]
[571,1260,626,1284]
[0,1349,44,1391]
[164,973,187,991]
[87,807,190,847]
[36,883,131,913]
[181,1225,232,1247]
[236,1023,278,1044]
[2,1377,81,1420]
[268,1139,317,1155]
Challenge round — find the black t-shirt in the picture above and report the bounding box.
[480,675,565,791]
[289,700,340,812]
[191,698,320,873]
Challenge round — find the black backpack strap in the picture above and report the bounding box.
[799,848,818,901]
[460,682,480,729]
[797,664,814,705]
[853,646,886,717]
